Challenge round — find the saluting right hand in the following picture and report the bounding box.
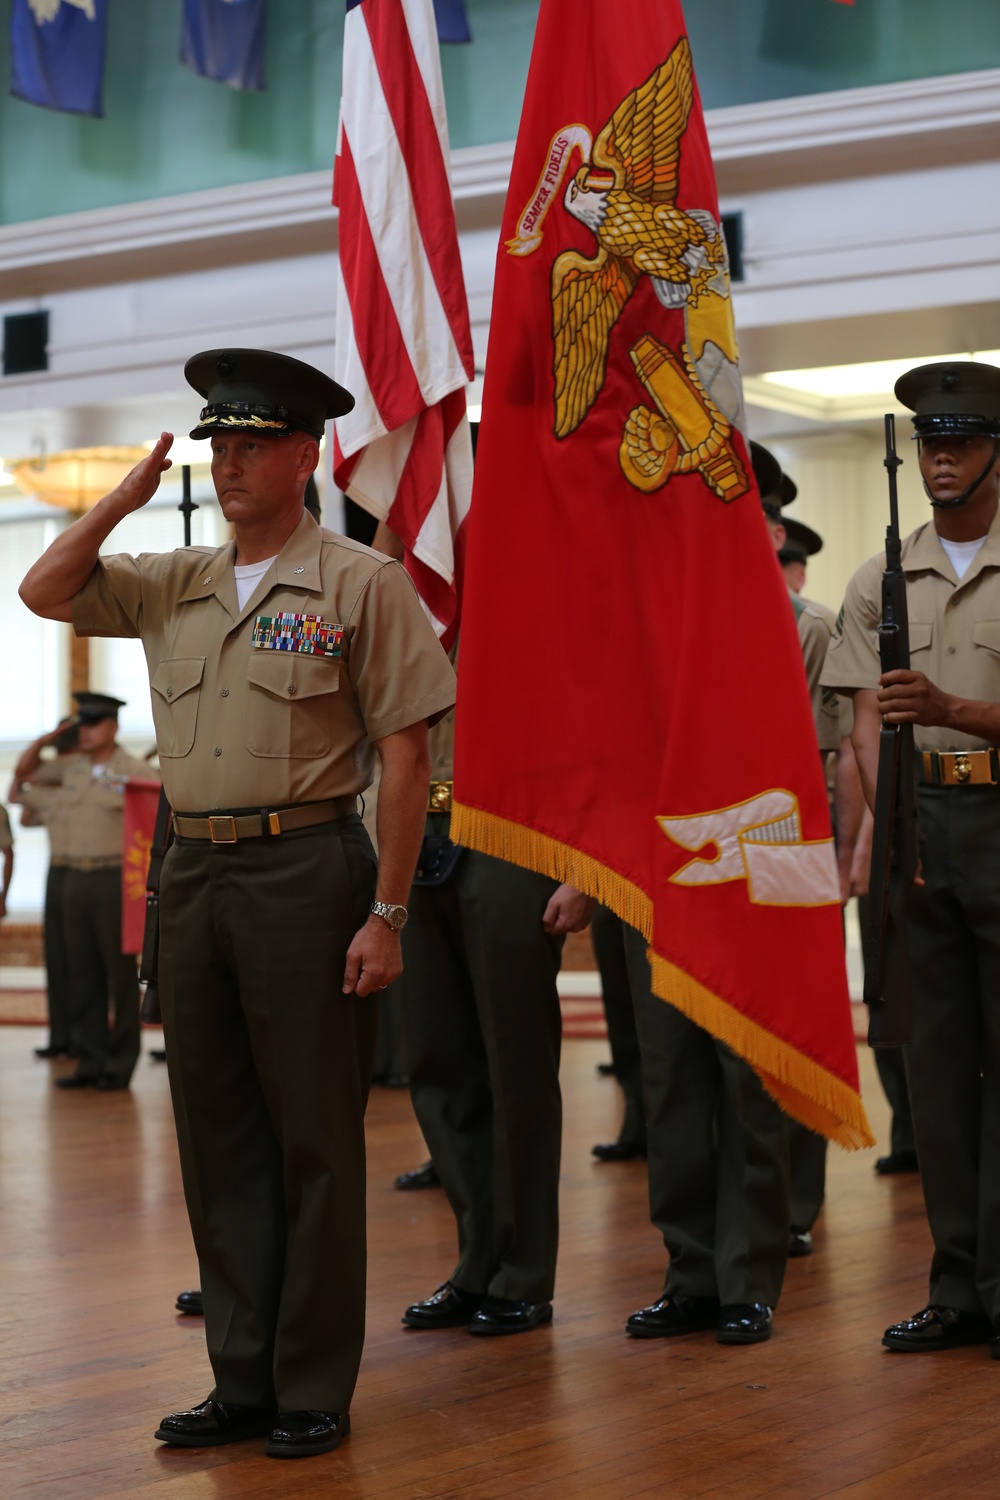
[108,432,174,516]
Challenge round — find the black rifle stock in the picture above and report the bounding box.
[863,415,919,1047]
[138,466,192,1023]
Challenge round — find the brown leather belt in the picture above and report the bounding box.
[65,857,122,872]
[173,797,357,843]
[919,749,1000,787]
[428,780,453,813]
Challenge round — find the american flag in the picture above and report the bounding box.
[333,0,475,650]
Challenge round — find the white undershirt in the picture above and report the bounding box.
[233,556,277,610]
[939,534,987,582]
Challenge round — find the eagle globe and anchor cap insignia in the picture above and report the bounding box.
[507,36,750,503]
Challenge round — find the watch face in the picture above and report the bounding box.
[388,905,408,931]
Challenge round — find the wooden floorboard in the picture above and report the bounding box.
[3,1027,998,1498]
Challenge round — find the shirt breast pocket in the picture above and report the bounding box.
[908,621,933,661]
[150,657,206,758]
[246,652,341,759]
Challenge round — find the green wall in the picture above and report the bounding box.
[0,0,997,227]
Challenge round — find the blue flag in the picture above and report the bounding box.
[10,0,109,118]
[182,0,266,91]
[433,0,472,43]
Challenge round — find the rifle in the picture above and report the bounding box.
[862,415,920,1047]
[139,466,197,1023]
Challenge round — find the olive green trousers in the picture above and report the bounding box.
[906,787,1000,1319]
[402,841,563,1303]
[62,866,140,1084]
[160,816,378,1411]
[624,925,790,1308]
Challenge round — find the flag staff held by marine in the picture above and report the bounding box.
[450,0,872,1148]
[862,415,919,1047]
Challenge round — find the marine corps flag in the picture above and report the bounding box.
[452,0,872,1147]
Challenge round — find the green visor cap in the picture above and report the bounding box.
[778,516,822,566]
[749,441,784,517]
[185,348,355,441]
[895,361,1000,440]
[73,691,125,724]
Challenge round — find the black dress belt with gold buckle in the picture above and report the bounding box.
[173,796,358,843]
[918,749,1000,787]
[428,780,453,813]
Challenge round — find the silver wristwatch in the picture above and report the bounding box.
[370,900,408,932]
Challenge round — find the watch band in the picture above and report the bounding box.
[370,900,408,931]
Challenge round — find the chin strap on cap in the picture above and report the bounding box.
[924,439,1000,509]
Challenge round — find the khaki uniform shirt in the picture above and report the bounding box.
[28,747,154,867]
[793,593,840,753]
[71,511,457,812]
[0,804,12,853]
[822,509,1000,753]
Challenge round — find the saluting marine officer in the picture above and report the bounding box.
[823,360,1000,1354]
[19,348,456,1457]
[11,693,154,1089]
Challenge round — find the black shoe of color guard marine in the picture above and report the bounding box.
[265,1410,350,1458]
[154,1397,276,1447]
[626,1293,720,1339]
[402,1281,484,1329]
[882,1305,990,1352]
[468,1295,553,1336]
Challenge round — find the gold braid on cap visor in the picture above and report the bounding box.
[196,412,292,432]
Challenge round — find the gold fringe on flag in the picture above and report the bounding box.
[450,799,875,1151]
[451,800,653,938]
[649,953,874,1150]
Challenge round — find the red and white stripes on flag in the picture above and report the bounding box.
[333,0,475,649]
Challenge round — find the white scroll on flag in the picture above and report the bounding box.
[333,0,475,650]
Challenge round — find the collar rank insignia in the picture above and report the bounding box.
[252,612,344,658]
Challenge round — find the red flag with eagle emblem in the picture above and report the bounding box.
[451,0,871,1147]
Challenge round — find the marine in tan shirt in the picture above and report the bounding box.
[18,346,456,1458]
[11,694,154,1087]
[823,359,1000,1356]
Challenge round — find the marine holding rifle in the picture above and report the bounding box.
[822,360,1000,1355]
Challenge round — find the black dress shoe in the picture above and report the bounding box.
[55,1073,97,1090]
[154,1397,276,1447]
[34,1044,73,1059]
[95,1074,130,1091]
[874,1150,920,1176]
[883,1304,991,1352]
[596,1061,615,1076]
[149,1049,168,1063]
[402,1281,484,1329]
[468,1295,553,1336]
[592,1137,647,1162]
[265,1410,350,1459]
[626,1293,720,1339]
[788,1229,813,1257]
[716,1302,772,1344]
[175,1288,204,1316]
[394,1160,440,1191]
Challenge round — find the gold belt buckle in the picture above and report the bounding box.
[428,781,453,813]
[952,754,972,784]
[208,815,238,843]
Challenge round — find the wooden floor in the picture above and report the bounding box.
[3,1030,998,1500]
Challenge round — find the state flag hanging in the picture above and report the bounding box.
[10,0,109,118]
[333,0,475,651]
[182,0,267,92]
[451,0,872,1147]
[433,0,472,43]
